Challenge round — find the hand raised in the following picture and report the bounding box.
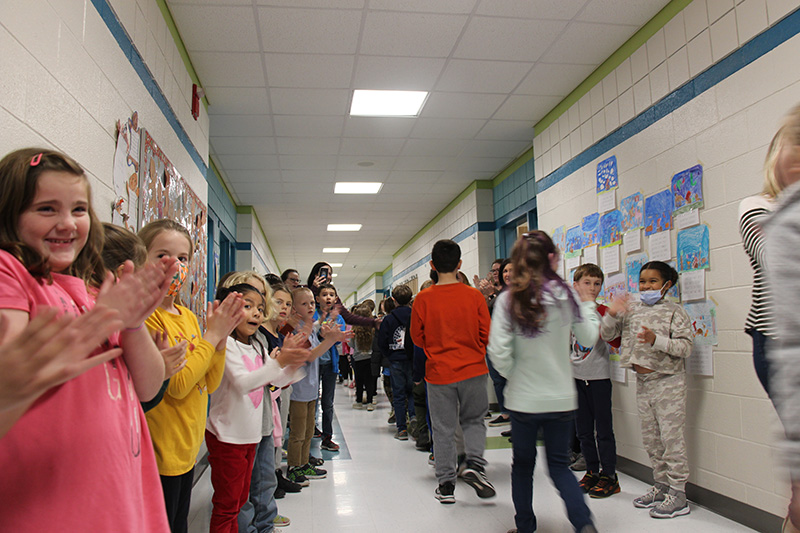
[96,258,178,329]
[607,293,630,317]
[206,292,246,350]
[153,330,188,378]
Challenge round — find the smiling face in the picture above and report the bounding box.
[234,291,265,341]
[146,229,191,267]
[639,268,670,293]
[502,263,513,286]
[18,171,91,273]
[293,289,316,323]
[273,289,292,324]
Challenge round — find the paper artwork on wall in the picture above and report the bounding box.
[665,260,681,301]
[644,189,673,236]
[596,155,619,193]
[603,273,626,304]
[565,225,583,257]
[671,164,704,214]
[582,213,600,248]
[676,224,710,271]
[600,210,623,248]
[620,192,644,232]
[625,252,649,294]
[551,226,566,254]
[684,300,718,346]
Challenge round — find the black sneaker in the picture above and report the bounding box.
[276,469,302,493]
[435,482,456,504]
[287,467,310,487]
[320,438,340,452]
[274,486,286,499]
[578,472,600,493]
[589,473,620,498]
[308,455,324,466]
[387,411,396,425]
[313,426,322,439]
[461,463,496,499]
[488,414,511,427]
[500,429,512,438]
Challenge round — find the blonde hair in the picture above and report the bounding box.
[139,219,194,257]
[222,271,275,322]
[351,304,374,352]
[764,103,800,198]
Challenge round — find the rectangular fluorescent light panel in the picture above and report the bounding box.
[323,248,350,253]
[334,182,383,194]
[350,90,427,117]
[329,263,343,268]
[327,224,362,232]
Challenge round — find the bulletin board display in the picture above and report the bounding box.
[139,130,208,327]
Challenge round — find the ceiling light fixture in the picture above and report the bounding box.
[329,263,343,268]
[323,248,350,254]
[334,182,383,194]
[327,224,362,232]
[350,90,428,117]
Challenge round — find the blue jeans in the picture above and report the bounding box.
[486,353,507,413]
[509,410,593,533]
[237,434,277,533]
[748,329,772,398]
[318,362,337,439]
[389,360,415,431]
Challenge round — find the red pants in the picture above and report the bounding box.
[205,430,257,533]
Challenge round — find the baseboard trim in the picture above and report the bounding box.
[616,456,782,532]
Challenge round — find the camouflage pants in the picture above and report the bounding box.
[636,372,688,492]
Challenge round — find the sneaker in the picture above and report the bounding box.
[578,472,600,493]
[387,411,396,424]
[286,467,310,487]
[299,463,327,479]
[484,412,492,420]
[570,453,587,471]
[428,453,435,466]
[276,470,303,493]
[435,482,456,504]
[500,429,512,438]
[313,426,322,439]
[488,414,511,427]
[308,455,324,466]
[416,439,431,452]
[456,454,467,478]
[274,486,286,499]
[461,463,496,499]
[394,429,409,440]
[352,402,364,409]
[367,403,374,411]
[348,381,355,389]
[633,483,668,508]
[320,437,340,452]
[274,515,291,527]
[650,489,690,518]
[589,473,620,498]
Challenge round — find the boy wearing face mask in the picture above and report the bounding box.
[601,261,693,519]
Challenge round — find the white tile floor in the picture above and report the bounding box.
[188,382,758,533]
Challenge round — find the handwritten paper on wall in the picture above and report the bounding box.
[686,344,713,376]
[602,245,620,273]
[584,245,598,266]
[680,270,705,302]
[648,230,671,261]
[624,229,641,254]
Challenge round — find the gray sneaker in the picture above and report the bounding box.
[569,453,587,471]
[650,489,690,518]
[633,483,668,508]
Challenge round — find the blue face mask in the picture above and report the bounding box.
[640,283,666,306]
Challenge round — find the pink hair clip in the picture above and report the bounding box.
[30,153,43,166]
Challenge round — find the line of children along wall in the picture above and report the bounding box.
[1,101,799,533]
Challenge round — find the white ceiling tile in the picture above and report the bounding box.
[191,52,265,87]
[336,157,397,171]
[454,17,568,61]
[210,136,277,155]
[353,56,446,90]
[361,12,467,57]
[343,117,416,138]
[475,120,534,141]
[387,171,442,183]
[515,62,594,96]
[410,117,487,139]
[207,87,270,115]
[339,137,406,156]
[368,0,476,13]
[279,154,338,170]
[217,154,280,170]
[401,138,469,157]
[577,0,671,25]
[255,0,364,7]
[275,137,341,155]
[392,156,453,171]
[474,0,585,19]
[493,94,562,121]
[272,115,344,137]
[224,169,282,182]
[420,92,506,119]
[171,5,259,52]
[210,114,274,136]
[281,170,336,182]
[269,88,349,115]
[461,139,531,159]
[264,54,355,88]
[448,157,512,172]
[257,7,362,54]
[542,22,639,64]
[437,59,532,93]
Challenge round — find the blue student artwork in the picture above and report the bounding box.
[644,190,673,236]
[625,252,648,294]
[671,165,703,214]
[684,301,717,345]
[565,225,582,256]
[620,192,644,232]
[596,155,618,193]
[582,213,600,248]
[666,260,680,301]
[677,224,710,271]
[551,226,566,254]
[600,210,623,248]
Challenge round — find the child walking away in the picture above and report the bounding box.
[601,261,693,519]
[379,284,415,440]
[351,304,377,410]
[0,148,177,532]
[570,264,622,498]
[139,219,245,533]
[410,239,495,504]
[206,283,308,533]
[488,231,599,533]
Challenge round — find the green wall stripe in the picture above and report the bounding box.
[155,0,209,108]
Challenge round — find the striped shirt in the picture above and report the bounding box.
[739,195,776,338]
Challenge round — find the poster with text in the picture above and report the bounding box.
[566,225,583,257]
[596,155,619,193]
[620,192,644,232]
[625,252,649,294]
[677,224,710,271]
[644,189,673,236]
[582,212,600,248]
[684,300,718,345]
[600,209,623,248]
[671,164,704,214]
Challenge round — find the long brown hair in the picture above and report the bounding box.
[352,304,374,351]
[0,148,105,282]
[508,230,579,337]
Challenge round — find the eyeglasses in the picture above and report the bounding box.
[489,269,499,273]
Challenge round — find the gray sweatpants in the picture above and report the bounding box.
[427,374,489,485]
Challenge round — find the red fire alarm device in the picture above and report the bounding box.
[192,84,200,120]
